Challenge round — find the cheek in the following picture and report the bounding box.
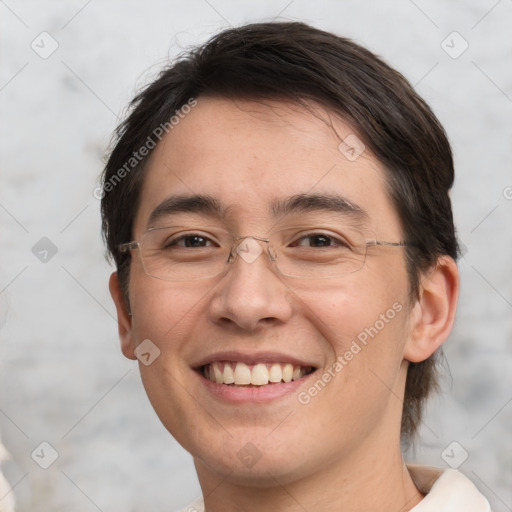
[294,272,409,389]
[129,274,209,344]
[297,270,406,342]
[291,283,408,445]
[127,277,213,444]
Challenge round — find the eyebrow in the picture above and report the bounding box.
[147,192,368,228]
[147,194,225,228]
[271,193,368,221]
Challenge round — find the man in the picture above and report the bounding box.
[101,22,491,511]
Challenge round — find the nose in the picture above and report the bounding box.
[208,237,293,332]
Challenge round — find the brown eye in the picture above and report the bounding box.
[165,234,215,248]
[292,233,349,248]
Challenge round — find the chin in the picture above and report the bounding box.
[191,432,323,488]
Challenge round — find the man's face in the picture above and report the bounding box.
[119,97,415,485]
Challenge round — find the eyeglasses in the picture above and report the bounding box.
[119,225,407,281]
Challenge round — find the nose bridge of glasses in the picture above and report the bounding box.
[232,235,274,265]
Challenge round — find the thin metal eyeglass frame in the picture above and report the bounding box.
[118,229,408,281]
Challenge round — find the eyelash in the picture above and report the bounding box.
[164,234,216,248]
[291,233,349,248]
[165,232,350,249]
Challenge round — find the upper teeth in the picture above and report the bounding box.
[203,361,311,386]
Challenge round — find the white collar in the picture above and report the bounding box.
[408,465,491,511]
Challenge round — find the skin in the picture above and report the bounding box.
[110,97,459,511]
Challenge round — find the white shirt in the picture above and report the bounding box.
[408,465,491,511]
[178,465,491,511]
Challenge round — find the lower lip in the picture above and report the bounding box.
[195,370,317,404]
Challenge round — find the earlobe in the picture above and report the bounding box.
[404,256,459,363]
[109,272,137,360]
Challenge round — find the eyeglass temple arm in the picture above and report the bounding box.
[366,240,408,248]
[119,241,140,253]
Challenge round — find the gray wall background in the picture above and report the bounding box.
[1,1,511,511]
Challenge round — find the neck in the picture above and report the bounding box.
[194,435,424,511]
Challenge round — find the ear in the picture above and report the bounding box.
[404,256,459,363]
[109,272,137,360]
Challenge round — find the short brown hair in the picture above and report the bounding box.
[101,21,459,441]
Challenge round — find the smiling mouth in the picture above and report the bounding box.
[200,361,316,387]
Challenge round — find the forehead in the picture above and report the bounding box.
[134,97,402,236]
